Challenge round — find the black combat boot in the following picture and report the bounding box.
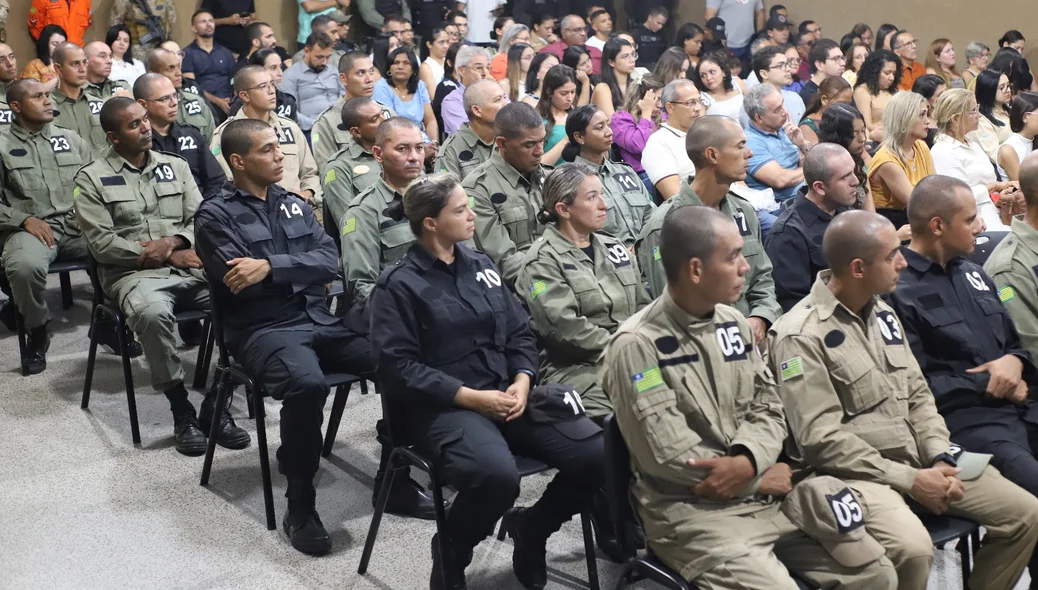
[166,384,207,456]
[283,478,331,555]
[23,324,50,375]
[199,383,250,449]
[503,507,549,590]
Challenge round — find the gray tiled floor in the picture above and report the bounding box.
[0,274,1018,589]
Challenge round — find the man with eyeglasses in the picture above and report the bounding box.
[893,30,925,91]
[441,45,493,136]
[83,42,132,100]
[798,39,845,106]
[145,48,217,143]
[281,32,342,138]
[0,43,18,130]
[642,79,705,202]
[211,66,323,222]
[135,73,227,198]
[539,14,603,75]
[750,45,806,130]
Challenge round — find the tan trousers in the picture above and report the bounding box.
[850,465,1038,590]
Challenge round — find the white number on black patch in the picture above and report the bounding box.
[49,136,71,152]
[276,127,296,145]
[875,311,903,345]
[615,171,639,191]
[476,269,502,288]
[177,135,197,151]
[0,109,12,124]
[277,104,293,118]
[733,211,750,236]
[562,389,586,415]
[606,244,631,267]
[154,163,176,182]
[89,101,103,115]
[280,202,304,218]
[185,100,202,115]
[715,322,747,361]
[827,489,865,533]
[966,271,989,292]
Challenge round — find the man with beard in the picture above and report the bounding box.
[281,32,341,139]
[182,10,236,118]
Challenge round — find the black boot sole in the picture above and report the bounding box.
[175,440,208,457]
[283,520,331,555]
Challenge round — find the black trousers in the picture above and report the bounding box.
[412,408,604,555]
[235,321,375,481]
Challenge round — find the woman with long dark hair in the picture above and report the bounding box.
[851,23,874,49]
[522,53,560,108]
[695,52,744,122]
[562,45,593,107]
[800,76,852,145]
[106,24,145,85]
[561,105,656,245]
[373,48,438,145]
[818,103,874,211]
[973,69,1014,164]
[673,23,704,69]
[20,24,66,93]
[537,65,579,165]
[592,39,636,118]
[852,49,901,142]
[652,47,690,85]
[875,23,898,52]
[371,33,401,80]
[998,91,1038,181]
[419,27,450,93]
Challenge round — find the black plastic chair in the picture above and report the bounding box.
[914,512,980,589]
[198,273,366,530]
[359,388,601,590]
[968,230,1010,266]
[321,198,348,315]
[10,258,88,375]
[80,256,214,445]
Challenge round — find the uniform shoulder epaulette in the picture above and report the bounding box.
[179,88,205,101]
[347,182,381,208]
[770,299,816,339]
[375,256,411,286]
[461,160,492,186]
[981,238,1018,275]
[155,149,191,166]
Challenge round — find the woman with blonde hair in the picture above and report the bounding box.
[867,91,935,228]
[490,24,531,81]
[925,39,965,89]
[610,74,665,195]
[931,88,1015,229]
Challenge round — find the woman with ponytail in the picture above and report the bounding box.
[517,163,651,420]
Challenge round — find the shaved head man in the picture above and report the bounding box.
[144,48,216,143]
[907,175,981,259]
[0,42,17,128]
[51,42,110,150]
[435,79,506,180]
[84,41,131,99]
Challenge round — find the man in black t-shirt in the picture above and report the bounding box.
[631,6,669,69]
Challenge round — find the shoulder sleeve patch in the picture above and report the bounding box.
[999,285,1016,303]
[73,186,81,199]
[633,367,664,393]
[529,280,547,299]
[652,245,661,261]
[780,357,804,381]
[342,217,357,235]
[325,169,336,183]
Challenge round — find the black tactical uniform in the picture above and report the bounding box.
[151,122,227,198]
[765,190,841,312]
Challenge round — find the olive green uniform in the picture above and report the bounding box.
[311,96,394,173]
[770,272,1038,590]
[599,293,896,589]
[435,123,494,181]
[86,78,131,100]
[211,110,322,220]
[74,148,209,392]
[322,138,382,231]
[50,86,108,151]
[518,225,651,417]
[465,151,552,284]
[177,88,216,143]
[574,155,656,246]
[0,123,90,329]
[984,218,1038,362]
[636,182,781,324]
[0,81,12,129]
[340,177,413,307]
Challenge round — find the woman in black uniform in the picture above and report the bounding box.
[369,173,605,590]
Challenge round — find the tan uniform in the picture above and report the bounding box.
[0,123,89,329]
[465,151,552,284]
[575,155,656,246]
[50,86,108,151]
[435,123,494,182]
[984,218,1038,363]
[599,292,896,589]
[518,225,650,417]
[210,110,322,221]
[322,138,382,231]
[311,96,394,173]
[74,148,209,391]
[770,272,1038,590]
[635,181,781,324]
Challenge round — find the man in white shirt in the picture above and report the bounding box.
[585,9,612,52]
[642,79,704,200]
[750,45,805,127]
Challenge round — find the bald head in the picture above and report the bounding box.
[463,79,501,119]
[804,143,851,186]
[1020,152,1038,209]
[6,78,38,107]
[661,206,734,283]
[52,42,82,68]
[145,48,171,72]
[823,211,896,274]
[376,116,422,146]
[686,115,741,169]
[907,175,972,236]
[133,72,170,100]
[84,41,108,58]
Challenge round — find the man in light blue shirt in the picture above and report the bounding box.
[744,83,808,205]
[281,32,343,133]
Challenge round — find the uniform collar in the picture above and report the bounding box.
[230,108,278,127]
[409,241,472,272]
[460,123,494,148]
[901,245,963,274]
[792,190,836,225]
[51,86,83,103]
[574,154,608,172]
[86,78,113,94]
[10,121,52,140]
[227,183,289,203]
[489,151,529,188]
[376,176,406,204]
[542,223,594,254]
[807,270,880,323]
[660,289,717,332]
[105,146,158,174]
[346,136,374,157]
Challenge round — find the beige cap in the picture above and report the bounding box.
[780,476,886,567]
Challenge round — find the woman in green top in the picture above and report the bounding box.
[799,76,852,145]
[536,64,578,165]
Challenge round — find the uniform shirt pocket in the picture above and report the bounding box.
[499,206,530,243]
[380,220,415,264]
[283,216,312,253]
[831,354,882,416]
[101,189,143,226]
[633,389,699,464]
[7,159,42,193]
[154,181,184,219]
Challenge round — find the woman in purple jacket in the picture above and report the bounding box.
[609,74,665,196]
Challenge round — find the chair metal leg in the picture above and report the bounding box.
[322,383,350,457]
[431,480,451,590]
[360,380,369,395]
[60,272,73,310]
[191,318,213,390]
[359,449,401,574]
[957,535,971,590]
[253,388,276,530]
[15,305,28,376]
[246,386,255,420]
[581,512,601,590]
[116,318,141,445]
[82,309,100,409]
[200,373,232,486]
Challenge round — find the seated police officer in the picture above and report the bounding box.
[518,162,651,419]
[312,51,394,172]
[211,66,322,221]
[465,101,554,284]
[0,42,17,129]
[565,104,657,247]
[144,48,217,143]
[600,205,897,589]
[50,42,109,152]
[370,172,605,590]
[134,73,227,199]
[766,143,860,311]
[435,79,504,181]
[771,209,1038,589]
[322,97,385,230]
[83,42,132,100]
[74,97,249,455]
[0,79,90,373]
[986,152,1038,360]
[636,115,781,345]
[194,118,375,556]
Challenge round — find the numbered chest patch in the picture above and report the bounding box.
[965,270,989,292]
[49,136,71,153]
[732,210,751,236]
[606,243,631,268]
[826,488,865,533]
[0,109,11,124]
[88,101,103,115]
[277,104,293,118]
[875,311,903,345]
[476,268,502,289]
[276,126,296,145]
[154,163,177,182]
[614,171,639,192]
[184,100,202,115]
[177,135,197,151]
[715,321,748,361]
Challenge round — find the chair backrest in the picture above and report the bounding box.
[603,413,642,556]
[85,253,106,306]
[968,230,1010,266]
[323,197,342,255]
